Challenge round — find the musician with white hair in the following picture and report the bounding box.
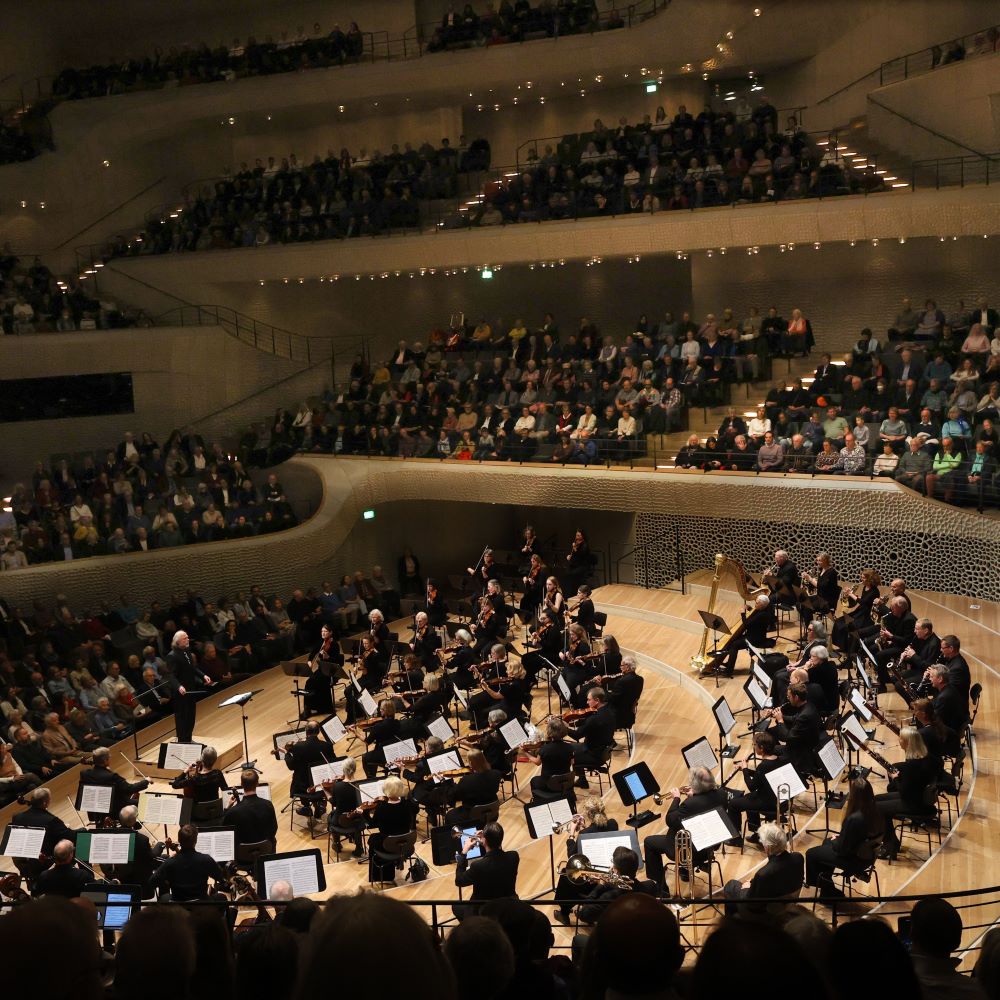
[166,630,212,743]
[722,822,804,915]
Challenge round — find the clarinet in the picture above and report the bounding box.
[865,700,902,737]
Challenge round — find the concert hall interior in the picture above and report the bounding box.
[3,1,1000,997]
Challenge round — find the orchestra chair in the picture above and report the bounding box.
[581,746,615,795]
[531,772,577,813]
[812,835,883,914]
[936,753,965,829]
[235,839,275,874]
[969,683,983,733]
[590,611,607,639]
[663,848,724,903]
[500,749,520,801]
[191,798,224,828]
[615,702,639,755]
[327,819,366,864]
[469,799,501,829]
[892,787,942,858]
[289,795,326,839]
[369,830,418,887]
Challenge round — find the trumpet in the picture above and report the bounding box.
[562,853,634,890]
[653,786,691,805]
[552,814,584,834]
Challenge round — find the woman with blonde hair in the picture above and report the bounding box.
[874,727,939,860]
[368,775,418,884]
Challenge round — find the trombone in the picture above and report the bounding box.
[562,853,635,890]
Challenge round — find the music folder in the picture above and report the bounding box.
[524,798,574,838]
[257,848,326,899]
[681,736,719,774]
[680,806,738,852]
[0,825,45,859]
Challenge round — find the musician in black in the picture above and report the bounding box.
[444,629,478,689]
[170,745,229,803]
[467,549,497,596]
[929,665,967,733]
[410,612,442,671]
[568,688,616,789]
[802,645,839,716]
[520,555,547,624]
[368,609,392,648]
[832,567,882,652]
[605,655,644,731]
[574,847,658,926]
[559,624,594,704]
[113,804,162,898]
[770,683,822,776]
[481,709,515,776]
[714,594,775,677]
[399,674,449,740]
[772,620,827,705]
[167,630,212,743]
[425,582,448,628]
[874,727,939,860]
[223,769,278,848]
[563,530,593,596]
[519,525,542,566]
[32,839,89,899]
[912,697,961,764]
[477,661,530,726]
[767,550,801,605]
[938,634,971,704]
[78,746,149,819]
[725,731,786,839]
[799,551,840,623]
[471,598,503,660]
[149,822,229,901]
[303,624,342,718]
[723,822,804,916]
[368,777,418,884]
[898,619,942,689]
[453,821,519,921]
[570,584,597,636]
[485,579,508,626]
[520,609,563,686]
[323,756,366,858]
[345,633,386,724]
[284,722,331,819]
[873,596,917,686]
[13,787,77,879]
[404,736,450,821]
[643,766,727,888]
[361,700,403,779]
[445,749,502,826]
[526,717,575,798]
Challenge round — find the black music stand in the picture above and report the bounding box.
[697,611,731,686]
[219,689,264,773]
[282,660,312,729]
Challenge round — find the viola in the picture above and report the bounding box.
[562,706,597,723]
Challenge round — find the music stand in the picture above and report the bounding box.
[697,611,731,685]
[219,689,264,773]
[282,660,312,728]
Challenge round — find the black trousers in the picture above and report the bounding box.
[174,694,196,743]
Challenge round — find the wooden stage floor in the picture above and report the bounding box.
[3,578,997,959]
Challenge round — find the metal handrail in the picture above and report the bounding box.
[879,21,1000,86]
[909,152,1000,190]
[866,95,989,159]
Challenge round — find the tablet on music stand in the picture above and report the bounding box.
[612,761,661,806]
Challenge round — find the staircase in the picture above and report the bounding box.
[816,117,913,191]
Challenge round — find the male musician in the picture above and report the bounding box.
[444,629,478,690]
[898,619,942,688]
[78,746,149,819]
[112,804,162,897]
[411,611,442,671]
[857,578,911,645]
[769,683,822,776]
[453,821,520,921]
[573,847,657,925]
[170,745,229,806]
[471,598,504,660]
[361,699,403,779]
[526,717,575,799]
[223,769,278,848]
[445,749,503,827]
[725,732,786,840]
[399,674,448,740]
[874,596,917,687]
[284,722,331,819]
[149,823,229,901]
[768,550,801,605]
[799,552,840,622]
[167,630,212,743]
[568,687,617,789]
[425,581,448,628]
[520,608,564,686]
[722,823,804,916]
[929,665,966,734]
[714,594,776,678]
[937,634,971,704]
[605,656,644,731]
[14,787,77,864]
[32,839,90,899]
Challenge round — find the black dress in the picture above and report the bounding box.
[368,798,418,882]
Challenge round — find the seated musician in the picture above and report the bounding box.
[78,745,149,819]
[390,653,426,696]
[766,550,801,607]
[170,745,229,816]
[485,579,509,624]
[938,634,972,706]
[404,736,451,821]
[411,611,442,671]
[345,633,387,723]
[469,644,510,728]
[805,777,884,899]
[284,722,331,819]
[149,822,230,902]
[302,624,342,719]
[912,697,961,765]
[443,629,478,690]
[873,596,917,687]
[520,555,548,625]
[476,660,530,727]
[832,567,882,652]
[453,821,520,921]
[725,731,786,843]
[643,766,728,888]
[572,847,657,926]
[568,688,617,790]
[425,579,448,628]
[32,839,89,899]
[604,656,644,730]
[361,699,403,779]
[112,805,163,898]
[570,584,596,636]
[854,578,911,650]
[324,756,366,858]
[898,619,942,689]
[769,683,822,776]
[13,787,78,873]
[802,645,839,716]
[799,551,840,623]
[520,609,564,686]
[368,608,392,647]
[445,748,503,827]
[526,717,575,799]
[471,597,504,660]
[723,822,804,915]
[481,709,514,776]
[368,777,418,884]
[467,549,497,596]
[596,634,623,677]
[559,624,594,703]
[929,665,967,734]
[771,620,827,703]
[223,769,278,849]
[565,795,619,857]
[714,594,775,677]
[399,673,449,740]
[874,727,940,860]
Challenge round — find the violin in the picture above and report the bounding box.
[344,796,387,819]
[306,776,343,794]
[436,766,471,779]
[562,707,597,723]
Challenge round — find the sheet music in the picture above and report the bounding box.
[2,826,45,859]
[427,715,454,742]
[309,760,346,786]
[745,677,772,710]
[79,784,114,814]
[764,761,807,800]
[358,690,378,717]
[263,854,320,898]
[163,742,204,769]
[527,798,574,838]
[454,688,469,708]
[197,829,236,863]
[841,712,869,748]
[383,739,418,767]
[745,641,765,666]
[273,731,303,757]
[358,779,384,803]
[817,739,846,782]
[752,662,772,692]
[88,833,131,865]
[321,716,347,744]
[219,690,253,707]
[578,831,634,871]
[849,689,873,721]
[859,639,879,667]
[139,792,185,826]
[714,698,736,737]
[351,673,362,691]
[682,737,719,773]
[556,674,572,703]
[427,750,462,776]
[231,783,272,802]
[499,717,529,750]
[681,808,734,852]
[855,657,873,690]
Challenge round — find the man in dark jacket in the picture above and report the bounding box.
[723,822,804,915]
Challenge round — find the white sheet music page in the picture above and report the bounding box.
[4,826,45,859]
[79,784,114,814]
[359,690,378,717]
[382,739,418,767]
[198,830,236,863]
[358,779,384,803]
[163,742,204,769]
[579,832,634,871]
[841,712,868,748]
[139,793,183,826]
[752,661,772,692]
[499,718,529,749]
[714,698,736,737]
[764,761,807,799]
[682,737,719,773]
[264,854,319,897]
[321,717,347,744]
[309,760,346,787]
[548,798,574,826]
[817,739,846,782]
[427,751,462,776]
[849,689,873,720]
[681,809,732,851]
[89,833,131,865]
[527,802,555,838]
[746,677,772,710]
[427,715,454,742]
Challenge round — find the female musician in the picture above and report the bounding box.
[471,597,502,660]
[399,674,449,740]
[469,644,511,728]
[170,745,229,805]
[368,609,391,648]
[410,611,441,671]
[520,525,542,565]
[390,653,425,695]
[443,629,478,690]
[543,576,566,619]
[874,727,939,860]
[805,777,884,898]
[467,549,496,596]
[724,731,785,840]
[569,584,596,636]
[563,530,593,595]
[554,796,620,920]
[303,624,342,719]
[832,568,882,652]
[425,580,448,628]
[519,554,548,625]
[345,634,386,724]
[477,661,530,725]
[912,697,960,763]
[324,756,366,859]
[361,700,403,780]
[368,777,418,884]
[444,749,503,827]
[559,624,594,705]
[405,736,452,822]
[526,717,575,796]
[521,608,564,686]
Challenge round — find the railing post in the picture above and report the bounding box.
[960,158,964,188]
